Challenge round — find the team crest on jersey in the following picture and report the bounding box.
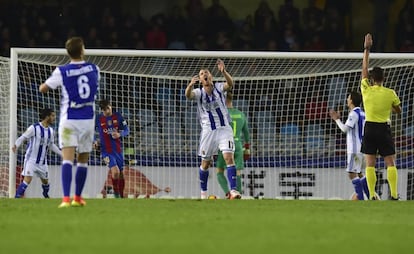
[103,156,110,166]
[107,120,112,125]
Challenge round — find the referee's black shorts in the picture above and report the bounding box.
[361,121,395,156]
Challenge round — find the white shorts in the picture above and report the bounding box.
[198,126,235,160]
[22,160,48,180]
[346,153,366,174]
[59,119,94,153]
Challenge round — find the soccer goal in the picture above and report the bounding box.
[3,49,414,199]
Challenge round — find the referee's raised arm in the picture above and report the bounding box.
[362,33,373,80]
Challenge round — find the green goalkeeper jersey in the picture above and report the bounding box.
[228,108,250,146]
[216,107,250,170]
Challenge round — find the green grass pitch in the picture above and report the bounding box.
[1,199,413,254]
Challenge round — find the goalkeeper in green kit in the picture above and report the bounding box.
[215,91,251,198]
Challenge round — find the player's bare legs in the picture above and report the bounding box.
[110,166,122,198]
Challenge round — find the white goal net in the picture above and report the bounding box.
[3,49,414,200]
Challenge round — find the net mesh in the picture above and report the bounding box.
[0,57,10,197]
[3,50,414,199]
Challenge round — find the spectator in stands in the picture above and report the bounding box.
[278,0,301,32]
[235,15,255,50]
[185,0,206,39]
[205,0,234,38]
[302,0,325,50]
[131,30,146,49]
[303,33,325,51]
[145,15,167,49]
[266,39,278,51]
[370,0,394,52]
[395,0,414,52]
[165,5,188,49]
[85,27,103,48]
[279,24,301,51]
[302,0,324,33]
[215,30,232,50]
[193,34,209,50]
[254,0,278,50]
[323,2,347,51]
[0,40,10,57]
[323,20,346,51]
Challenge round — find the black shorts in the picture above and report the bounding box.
[361,122,395,156]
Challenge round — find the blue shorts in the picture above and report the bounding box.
[101,152,124,171]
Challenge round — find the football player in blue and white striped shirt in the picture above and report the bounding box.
[40,37,100,207]
[185,59,241,199]
[329,91,370,200]
[13,108,61,198]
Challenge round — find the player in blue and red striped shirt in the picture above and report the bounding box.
[95,99,130,198]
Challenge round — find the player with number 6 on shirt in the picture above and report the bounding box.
[185,59,241,199]
[40,37,100,208]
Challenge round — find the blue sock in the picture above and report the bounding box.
[199,168,209,191]
[42,183,50,198]
[75,165,87,196]
[227,165,237,190]
[352,177,364,200]
[15,181,28,198]
[360,176,370,199]
[61,162,73,197]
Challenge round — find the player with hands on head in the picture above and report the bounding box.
[329,91,370,200]
[216,91,251,198]
[13,108,61,198]
[40,37,100,207]
[361,33,402,200]
[95,99,130,198]
[185,59,241,199]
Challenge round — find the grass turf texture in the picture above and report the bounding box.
[1,199,413,254]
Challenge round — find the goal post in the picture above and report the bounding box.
[0,56,11,197]
[4,48,414,199]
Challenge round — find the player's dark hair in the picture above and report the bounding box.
[349,91,362,107]
[65,37,84,59]
[99,99,111,110]
[39,108,54,121]
[370,66,384,83]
